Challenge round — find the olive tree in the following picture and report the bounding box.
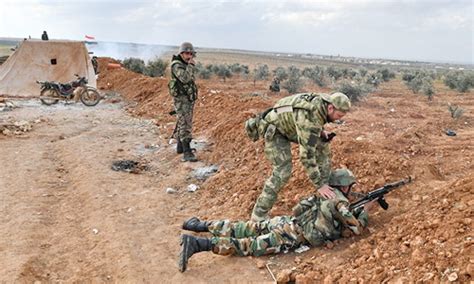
[282,66,303,94]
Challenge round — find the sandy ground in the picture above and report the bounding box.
[0,100,269,282]
[96,57,473,282]
[1,57,473,283]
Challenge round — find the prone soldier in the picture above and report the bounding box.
[178,169,377,272]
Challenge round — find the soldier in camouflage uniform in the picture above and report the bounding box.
[269,76,280,92]
[178,169,376,272]
[91,56,98,75]
[244,92,352,221]
[168,42,198,162]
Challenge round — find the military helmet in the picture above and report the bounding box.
[329,169,356,187]
[324,92,351,112]
[179,42,195,55]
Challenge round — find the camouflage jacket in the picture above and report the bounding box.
[168,55,198,100]
[264,93,331,187]
[292,189,369,247]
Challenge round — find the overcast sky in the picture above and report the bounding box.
[1,0,472,64]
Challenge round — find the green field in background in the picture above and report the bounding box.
[0,45,14,57]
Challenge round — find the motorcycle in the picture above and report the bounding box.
[36,74,101,106]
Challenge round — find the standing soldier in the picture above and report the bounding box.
[41,31,49,40]
[91,56,99,75]
[169,42,198,162]
[269,76,280,92]
[244,92,351,221]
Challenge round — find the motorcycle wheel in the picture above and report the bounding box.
[80,88,101,106]
[39,89,59,105]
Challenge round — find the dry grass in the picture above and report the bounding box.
[160,49,366,71]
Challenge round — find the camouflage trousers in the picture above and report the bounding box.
[173,95,195,141]
[208,216,304,256]
[251,128,330,222]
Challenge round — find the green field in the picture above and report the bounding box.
[0,44,14,57]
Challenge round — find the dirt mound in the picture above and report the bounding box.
[97,57,473,282]
[0,55,9,65]
[291,174,473,283]
[97,57,172,125]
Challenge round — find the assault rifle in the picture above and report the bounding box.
[349,177,412,211]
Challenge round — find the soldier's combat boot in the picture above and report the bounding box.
[182,139,198,162]
[182,217,210,232]
[178,234,212,272]
[176,138,183,154]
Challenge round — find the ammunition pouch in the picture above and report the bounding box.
[169,79,198,102]
[292,195,320,227]
[244,107,273,142]
[168,79,180,98]
[244,117,260,141]
[264,124,276,141]
[188,85,198,102]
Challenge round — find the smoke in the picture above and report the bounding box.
[86,41,175,61]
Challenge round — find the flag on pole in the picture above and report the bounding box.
[85,35,95,40]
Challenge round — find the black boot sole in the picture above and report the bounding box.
[178,235,189,272]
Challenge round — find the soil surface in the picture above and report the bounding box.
[1,57,472,283]
[0,100,268,282]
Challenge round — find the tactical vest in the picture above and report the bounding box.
[292,194,321,227]
[244,93,328,142]
[168,58,198,101]
[268,93,327,141]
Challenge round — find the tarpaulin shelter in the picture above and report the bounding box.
[0,39,96,97]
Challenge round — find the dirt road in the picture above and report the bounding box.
[0,100,269,282]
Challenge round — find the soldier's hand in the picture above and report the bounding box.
[188,58,196,65]
[321,130,331,140]
[320,130,336,142]
[317,184,336,199]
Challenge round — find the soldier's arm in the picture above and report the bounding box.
[294,110,328,188]
[172,63,195,84]
[315,142,331,187]
[352,199,378,228]
[356,210,369,228]
[335,200,367,235]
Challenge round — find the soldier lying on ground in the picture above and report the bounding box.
[178,169,377,272]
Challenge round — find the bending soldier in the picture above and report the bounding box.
[168,42,199,162]
[178,169,376,272]
[245,92,351,221]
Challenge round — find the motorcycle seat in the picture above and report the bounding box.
[59,83,73,92]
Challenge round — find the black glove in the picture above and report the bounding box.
[320,132,336,143]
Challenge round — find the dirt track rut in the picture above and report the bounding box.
[0,101,268,282]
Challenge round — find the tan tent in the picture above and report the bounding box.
[0,39,96,97]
